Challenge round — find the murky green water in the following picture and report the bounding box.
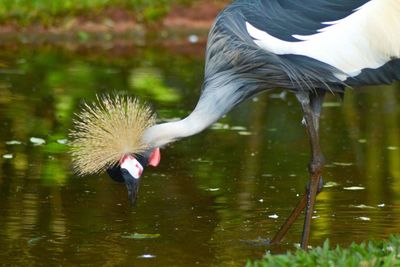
[0,43,399,266]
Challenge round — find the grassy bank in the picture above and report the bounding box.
[0,0,191,25]
[249,236,400,267]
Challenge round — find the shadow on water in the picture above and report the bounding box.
[0,43,400,266]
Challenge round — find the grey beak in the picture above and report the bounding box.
[121,169,140,205]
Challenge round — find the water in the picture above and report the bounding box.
[0,43,399,266]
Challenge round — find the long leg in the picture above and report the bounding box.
[270,91,325,247]
[297,91,325,249]
[270,171,324,245]
[270,193,307,244]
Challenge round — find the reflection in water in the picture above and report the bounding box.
[0,45,399,265]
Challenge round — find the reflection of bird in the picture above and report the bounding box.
[71,0,400,249]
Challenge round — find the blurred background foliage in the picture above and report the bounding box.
[0,0,193,24]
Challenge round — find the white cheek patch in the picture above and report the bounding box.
[120,156,143,179]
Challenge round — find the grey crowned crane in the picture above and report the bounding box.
[70,0,400,249]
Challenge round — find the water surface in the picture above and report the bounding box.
[0,44,399,266]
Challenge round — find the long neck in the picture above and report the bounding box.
[143,79,256,148]
[143,71,265,147]
[142,98,224,148]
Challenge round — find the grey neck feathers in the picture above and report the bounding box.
[142,81,247,148]
[142,72,264,148]
[142,100,223,148]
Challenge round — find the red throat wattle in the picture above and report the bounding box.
[148,148,161,167]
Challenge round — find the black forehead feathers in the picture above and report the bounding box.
[107,164,124,183]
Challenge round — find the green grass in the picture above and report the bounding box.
[0,0,191,25]
[248,236,400,267]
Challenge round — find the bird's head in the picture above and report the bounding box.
[106,148,160,204]
[69,94,159,205]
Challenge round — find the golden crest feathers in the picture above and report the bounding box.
[69,94,156,176]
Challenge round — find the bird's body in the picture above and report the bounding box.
[71,0,400,249]
[142,0,400,249]
[143,0,400,148]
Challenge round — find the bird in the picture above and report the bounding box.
[70,0,400,249]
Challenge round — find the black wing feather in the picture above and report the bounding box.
[229,0,370,41]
